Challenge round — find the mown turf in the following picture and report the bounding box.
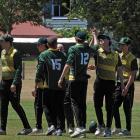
[0,100,140,140]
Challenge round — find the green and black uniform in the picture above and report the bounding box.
[91,45,122,128]
[0,47,31,131]
[36,48,66,130]
[34,56,48,129]
[63,52,75,129]
[113,52,138,131]
[66,44,91,128]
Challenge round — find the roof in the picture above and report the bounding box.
[11,21,58,38]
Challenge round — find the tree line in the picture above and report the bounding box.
[0,0,139,56]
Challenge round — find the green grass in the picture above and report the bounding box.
[0,100,140,140]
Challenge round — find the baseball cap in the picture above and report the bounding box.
[75,31,87,41]
[119,37,131,45]
[37,37,47,45]
[97,34,110,40]
[0,34,13,42]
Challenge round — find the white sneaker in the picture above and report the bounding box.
[95,126,105,136]
[30,128,43,135]
[45,125,55,135]
[103,127,111,137]
[68,128,74,134]
[17,128,32,135]
[56,129,63,136]
[0,129,6,135]
[70,128,81,138]
[118,129,131,136]
[112,128,121,135]
[78,133,86,138]
[80,128,87,134]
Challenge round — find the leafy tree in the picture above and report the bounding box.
[0,0,46,33]
[67,0,140,55]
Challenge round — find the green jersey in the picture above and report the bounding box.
[66,44,91,81]
[36,48,66,90]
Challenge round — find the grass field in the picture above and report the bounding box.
[0,101,140,140]
[0,60,140,140]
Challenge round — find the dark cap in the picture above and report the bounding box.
[37,37,47,45]
[119,37,131,45]
[97,34,110,40]
[75,31,87,41]
[0,34,13,42]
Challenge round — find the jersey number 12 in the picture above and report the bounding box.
[80,53,89,65]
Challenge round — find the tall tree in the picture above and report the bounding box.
[0,0,46,33]
[68,0,140,55]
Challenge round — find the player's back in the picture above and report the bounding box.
[67,44,91,81]
[44,49,66,90]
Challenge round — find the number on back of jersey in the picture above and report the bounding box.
[80,53,89,65]
[51,59,61,70]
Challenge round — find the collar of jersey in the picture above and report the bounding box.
[48,48,58,51]
[76,43,84,48]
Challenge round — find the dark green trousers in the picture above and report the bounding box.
[113,82,134,131]
[0,80,31,131]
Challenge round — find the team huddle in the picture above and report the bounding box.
[0,28,138,138]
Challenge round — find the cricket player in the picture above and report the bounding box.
[89,28,124,137]
[0,34,32,135]
[58,31,92,138]
[35,37,66,136]
[112,37,138,136]
[31,37,48,134]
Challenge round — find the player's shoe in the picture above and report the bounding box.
[112,128,121,135]
[118,129,131,136]
[29,128,43,135]
[103,127,111,137]
[45,125,55,136]
[0,128,6,135]
[17,128,32,135]
[70,127,86,138]
[95,125,105,136]
[68,128,74,134]
[56,129,63,136]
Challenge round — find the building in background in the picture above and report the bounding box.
[42,0,87,29]
[43,0,69,17]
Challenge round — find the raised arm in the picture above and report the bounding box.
[89,27,98,47]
